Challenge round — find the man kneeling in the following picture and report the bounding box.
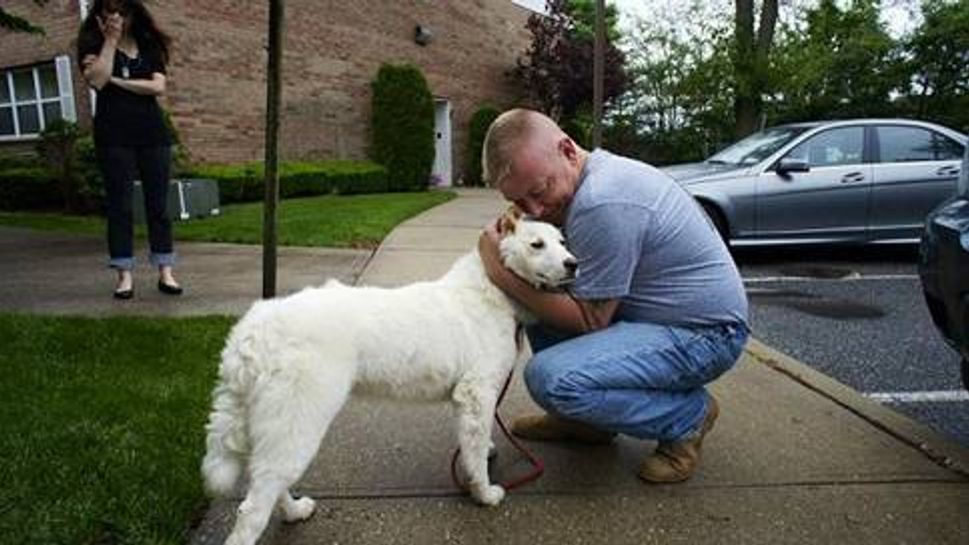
[477,109,749,482]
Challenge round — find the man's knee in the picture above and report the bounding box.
[522,353,556,402]
[524,355,600,419]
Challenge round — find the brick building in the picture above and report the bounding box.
[0,1,539,185]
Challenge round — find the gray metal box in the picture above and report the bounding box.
[133,178,221,223]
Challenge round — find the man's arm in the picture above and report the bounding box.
[478,221,619,333]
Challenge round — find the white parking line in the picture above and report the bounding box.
[743,274,919,283]
[866,390,969,403]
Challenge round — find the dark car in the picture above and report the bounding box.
[918,144,969,389]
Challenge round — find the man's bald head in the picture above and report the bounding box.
[481,109,566,189]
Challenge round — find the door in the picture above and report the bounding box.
[756,126,871,240]
[869,124,964,240]
[432,99,452,187]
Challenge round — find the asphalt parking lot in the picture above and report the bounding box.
[735,245,969,448]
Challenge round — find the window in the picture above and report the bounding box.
[785,127,864,167]
[877,125,964,163]
[512,0,548,14]
[0,56,76,140]
[709,125,812,166]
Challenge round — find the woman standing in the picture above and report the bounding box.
[77,0,182,299]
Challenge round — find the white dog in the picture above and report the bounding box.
[202,210,576,545]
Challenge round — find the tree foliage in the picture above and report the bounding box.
[513,0,628,128]
[771,0,902,123]
[0,0,47,35]
[609,0,968,165]
[733,0,779,138]
[904,0,969,131]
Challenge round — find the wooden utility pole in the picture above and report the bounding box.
[263,0,283,298]
[592,0,605,148]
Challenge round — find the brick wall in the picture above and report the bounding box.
[159,0,532,178]
[0,0,92,151]
[1,1,533,181]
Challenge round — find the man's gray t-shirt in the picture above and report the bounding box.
[566,149,748,327]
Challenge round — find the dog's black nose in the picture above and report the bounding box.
[564,258,577,273]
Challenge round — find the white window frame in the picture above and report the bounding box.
[0,56,77,142]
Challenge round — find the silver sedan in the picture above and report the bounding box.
[662,119,967,246]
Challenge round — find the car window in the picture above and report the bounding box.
[785,127,864,167]
[707,125,810,166]
[933,133,964,161]
[877,126,963,162]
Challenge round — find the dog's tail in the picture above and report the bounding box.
[201,326,257,496]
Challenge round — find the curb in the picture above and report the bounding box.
[745,337,969,479]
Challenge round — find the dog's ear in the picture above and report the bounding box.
[500,205,522,234]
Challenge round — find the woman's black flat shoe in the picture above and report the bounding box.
[113,288,134,300]
[158,281,183,296]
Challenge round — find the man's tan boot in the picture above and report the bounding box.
[638,395,720,483]
[511,413,615,444]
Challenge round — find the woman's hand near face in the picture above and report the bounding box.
[97,13,123,45]
[82,14,123,90]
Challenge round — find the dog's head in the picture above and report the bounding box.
[498,207,577,290]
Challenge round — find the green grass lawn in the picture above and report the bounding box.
[0,314,234,545]
[0,191,455,248]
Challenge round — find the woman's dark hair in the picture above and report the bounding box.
[77,0,172,66]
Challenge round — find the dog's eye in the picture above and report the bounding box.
[530,240,545,250]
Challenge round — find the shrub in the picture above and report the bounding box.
[370,63,435,191]
[0,166,59,210]
[0,128,103,213]
[73,135,104,211]
[186,160,390,204]
[465,105,500,187]
[36,119,82,212]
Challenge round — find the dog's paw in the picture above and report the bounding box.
[473,484,505,506]
[283,496,316,522]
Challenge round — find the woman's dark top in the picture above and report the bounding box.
[79,43,171,148]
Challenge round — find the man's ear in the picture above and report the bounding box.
[559,136,578,163]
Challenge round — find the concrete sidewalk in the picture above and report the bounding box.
[4,188,968,543]
[189,188,969,544]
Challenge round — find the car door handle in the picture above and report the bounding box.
[841,172,865,183]
[936,166,960,177]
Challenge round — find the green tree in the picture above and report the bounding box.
[611,2,735,162]
[903,0,969,131]
[0,0,47,34]
[733,0,779,138]
[771,0,903,123]
[513,0,628,126]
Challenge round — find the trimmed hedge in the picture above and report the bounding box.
[465,105,500,187]
[0,167,60,210]
[371,63,435,191]
[187,160,390,204]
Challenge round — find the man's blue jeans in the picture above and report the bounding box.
[524,320,749,442]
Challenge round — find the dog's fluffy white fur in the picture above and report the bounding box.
[202,214,575,545]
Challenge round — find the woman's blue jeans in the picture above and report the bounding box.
[524,320,749,442]
[97,145,174,270]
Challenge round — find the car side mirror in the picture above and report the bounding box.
[775,158,810,176]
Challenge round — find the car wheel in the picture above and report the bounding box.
[700,202,729,244]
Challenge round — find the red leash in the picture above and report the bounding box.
[450,328,545,493]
